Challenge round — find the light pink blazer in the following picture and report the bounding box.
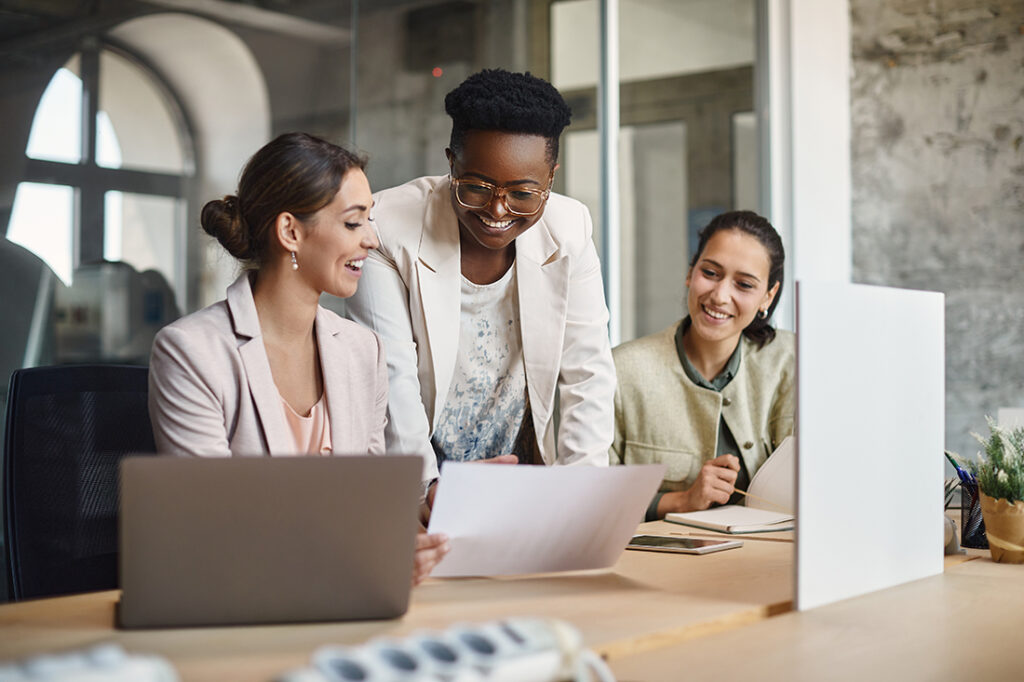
[148,273,387,456]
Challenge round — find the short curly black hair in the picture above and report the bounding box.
[445,69,572,166]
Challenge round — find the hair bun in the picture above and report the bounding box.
[221,194,238,216]
[202,133,365,269]
[201,194,251,261]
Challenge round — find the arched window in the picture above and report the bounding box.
[8,42,194,306]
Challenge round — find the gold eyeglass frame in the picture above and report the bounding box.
[449,171,554,217]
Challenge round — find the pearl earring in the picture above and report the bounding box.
[290,251,298,270]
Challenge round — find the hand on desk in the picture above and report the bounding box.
[658,454,740,516]
[413,531,450,585]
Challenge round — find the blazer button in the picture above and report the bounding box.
[722,397,732,406]
[743,441,754,449]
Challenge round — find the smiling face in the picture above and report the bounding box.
[446,130,554,260]
[685,228,779,349]
[298,168,378,299]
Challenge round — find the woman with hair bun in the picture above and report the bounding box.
[611,210,794,521]
[148,132,447,583]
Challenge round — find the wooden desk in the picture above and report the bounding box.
[0,522,793,680]
[610,555,1022,682]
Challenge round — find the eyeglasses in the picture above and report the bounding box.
[450,174,552,217]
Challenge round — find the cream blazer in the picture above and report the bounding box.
[611,322,795,490]
[149,273,388,456]
[346,175,615,481]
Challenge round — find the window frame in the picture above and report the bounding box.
[19,38,195,308]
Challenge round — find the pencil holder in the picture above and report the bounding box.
[960,478,988,549]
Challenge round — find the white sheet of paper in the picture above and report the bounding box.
[427,463,666,577]
[747,436,795,514]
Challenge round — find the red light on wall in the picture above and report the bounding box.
[432,67,443,78]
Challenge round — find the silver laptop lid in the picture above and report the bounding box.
[119,455,422,628]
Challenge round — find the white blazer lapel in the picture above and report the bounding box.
[415,182,461,429]
[516,219,570,430]
[227,274,293,455]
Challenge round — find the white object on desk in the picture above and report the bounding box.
[427,462,665,577]
[795,281,944,610]
[746,435,795,514]
[665,505,793,534]
[0,644,178,682]
[277,618,616,682]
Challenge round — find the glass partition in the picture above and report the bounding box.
[552,0,759,343]
[1,0,764,355]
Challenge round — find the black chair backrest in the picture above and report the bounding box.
[3,365,157,601]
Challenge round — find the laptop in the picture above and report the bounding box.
[118,455,422,628]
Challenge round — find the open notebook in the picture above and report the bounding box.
[665,505,793,534]
[665,437,795,534]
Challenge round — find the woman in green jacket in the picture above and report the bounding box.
[611,211,794,521]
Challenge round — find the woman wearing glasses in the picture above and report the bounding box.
[346,69,615,492]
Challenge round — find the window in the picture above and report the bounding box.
[8,43,193,306]
[552,0,760,342]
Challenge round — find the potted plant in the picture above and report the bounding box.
[968,418,1024,563]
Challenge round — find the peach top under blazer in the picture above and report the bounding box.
[148,273,388,456]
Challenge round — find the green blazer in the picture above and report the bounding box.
[610,321,795,492]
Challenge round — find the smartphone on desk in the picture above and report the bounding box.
[626,535,743,555]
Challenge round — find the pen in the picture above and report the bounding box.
[944,450,975,485]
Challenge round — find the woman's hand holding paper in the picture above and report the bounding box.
[412,531,450,585]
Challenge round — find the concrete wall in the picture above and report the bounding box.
[354,0,527,191]
[849,0,1024,459]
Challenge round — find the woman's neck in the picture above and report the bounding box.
[250,264,319,343]
[681,324,741,382]
[459,238,515,285]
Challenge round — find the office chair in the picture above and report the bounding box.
[3,365,157,601]
[0,239,59,453]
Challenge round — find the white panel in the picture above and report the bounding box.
[789,0,851,283]
[796,281,944,611]
[599,0,621,346]
[763,0,852,332]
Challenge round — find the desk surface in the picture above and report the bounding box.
[611,554,1022,682]
[0,521,794,680]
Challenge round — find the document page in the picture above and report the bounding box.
[427,463,666,577]
[747,436,795,514]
